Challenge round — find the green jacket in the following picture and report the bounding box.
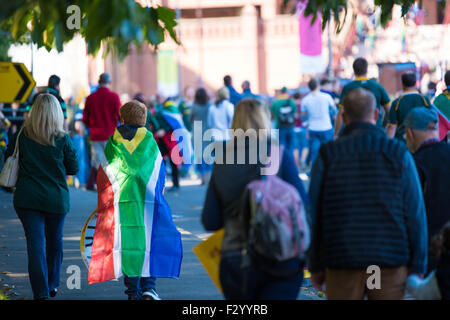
[434,90,450,120]
[5,131,79,214]
[270,98,297,128]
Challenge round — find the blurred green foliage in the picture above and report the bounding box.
[285,0,446,32]
[0,0,180,61]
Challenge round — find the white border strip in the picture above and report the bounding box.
[141,152,163,277]
[100,154,123,280]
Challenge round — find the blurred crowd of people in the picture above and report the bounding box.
[1,55,450,300]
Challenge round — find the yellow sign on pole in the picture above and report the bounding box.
[192,229,224,295]
[193,229,311,295]
[0,62,36,103]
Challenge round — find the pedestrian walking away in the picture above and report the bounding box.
[301,78,335,167]
[308,87,428,300]
[270,87,298,155]
[4,94,79,300]
[433,70,450,122]
[202,98,310,300]
[87,100,182,300]
[82,73,121,191]
[404,107,450,273]
[387,72,432,142]
[207,87,234,142]
[335,57,391,137]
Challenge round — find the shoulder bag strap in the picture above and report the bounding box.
[12,127,23,157]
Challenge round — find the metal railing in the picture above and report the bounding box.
[0,108,28,122]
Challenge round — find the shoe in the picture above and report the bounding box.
[49,289,57,298]
[166,186,180,193]
[142,289,161,300]
[128,295,140,300]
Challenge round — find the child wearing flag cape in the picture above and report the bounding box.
[87,100,183,300]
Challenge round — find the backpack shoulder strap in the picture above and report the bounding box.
[418,94,430,107]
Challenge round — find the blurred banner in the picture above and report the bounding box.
[157,49,179,98]
[297,1,325,74]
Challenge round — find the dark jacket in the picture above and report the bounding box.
[33,88,68,119]
[5,131,79,214]
[308,122,428,274]
[202,138,309,253]
[413,141,450,242]
[436,250,450,300]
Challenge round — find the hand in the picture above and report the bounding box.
[311,272,325,291]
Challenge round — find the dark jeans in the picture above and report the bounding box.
[15,207,66,299]
[219,251,304,300]
[169,158,179,188]
[124,276,157,299]
[279,127,296,155]
[308,129,334,166]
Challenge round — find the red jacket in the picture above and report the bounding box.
[83,87,121,141]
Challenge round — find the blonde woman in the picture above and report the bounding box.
[207,87,234,141]
[201,98,309,300]
[5,93,79,300]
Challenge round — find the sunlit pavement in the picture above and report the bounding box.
[0,173,320,300]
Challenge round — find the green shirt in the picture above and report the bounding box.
[145,110,160,133]
[270,98,297,128]
[388,91,432,141]
[339,78,391,126]
[5,131,79,214]
[178,99,192,132]
[433,90,450,120]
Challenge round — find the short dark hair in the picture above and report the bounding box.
[224,75,232,86]
[401,72,416,88]
[48,75,60,89]
[308,79,318,91]
[133,93,146,104]
[320,78,331,86]
[99,72,111,85]
[445,70,450,87]
[194,88,209,105]
[342,87,376,123]
[353,58,368,76]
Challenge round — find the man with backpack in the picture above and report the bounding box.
[271,87,298,155]
[308,87,428,300]
[387,72,432,142]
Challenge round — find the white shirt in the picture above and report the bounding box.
[301,91,335,131]
[207,100,234,141]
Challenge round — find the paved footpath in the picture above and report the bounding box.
[0,179,320,300]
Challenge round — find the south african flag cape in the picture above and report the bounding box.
[88,127,183,284]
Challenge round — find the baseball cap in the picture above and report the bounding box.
[404,107,438,130]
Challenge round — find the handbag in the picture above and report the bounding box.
[0,127,23,187]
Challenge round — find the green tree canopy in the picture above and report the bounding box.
[286,0,447,32]
[0,0,179,60]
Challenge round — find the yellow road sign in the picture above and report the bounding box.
[0,62,36,103]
